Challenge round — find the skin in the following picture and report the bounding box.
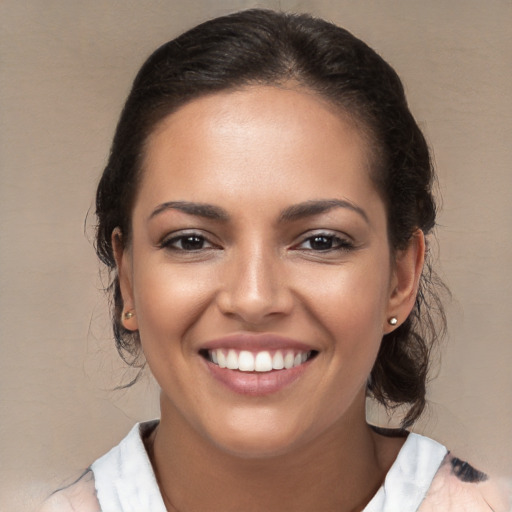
[114,86,425,511]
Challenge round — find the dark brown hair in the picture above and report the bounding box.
[95,9,446,428]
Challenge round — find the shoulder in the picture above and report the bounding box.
[38,469,100,512]
[419,453,511,512]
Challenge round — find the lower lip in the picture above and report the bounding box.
[203,358,312,396]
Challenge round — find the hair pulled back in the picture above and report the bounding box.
[95,9,445,428]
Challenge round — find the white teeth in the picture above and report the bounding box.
[226,349,238,370]
[238,350,255,371]
[255,351,273,372]
[283,351,295,369]
[272,351,284,370]
[208,348,312,372]
[217,350,227,368]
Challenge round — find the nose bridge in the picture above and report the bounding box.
[218,238,290,323]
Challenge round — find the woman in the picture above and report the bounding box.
[41,9,508,512]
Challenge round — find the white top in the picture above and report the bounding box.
[40,421,510,511]
[91,421,166,512]
[364,431,447,511]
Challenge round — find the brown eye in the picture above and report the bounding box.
[294,232,354,252]
[161,233,213,251]
[309,235,334,251]
[180,235,206,250]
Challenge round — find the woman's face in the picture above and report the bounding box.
[118,86,412,457]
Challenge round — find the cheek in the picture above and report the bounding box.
[132,262,217,353]
[298,261,390,336]
[296,262,390,392]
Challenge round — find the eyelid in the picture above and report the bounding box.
[291,230,355,251]
[159,229,219,250]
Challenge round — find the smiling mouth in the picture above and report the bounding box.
[200,349,318,372]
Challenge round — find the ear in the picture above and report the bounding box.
[384,229,425,333]
[112,228,138,331]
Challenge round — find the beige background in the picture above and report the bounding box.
[1,1,511,510]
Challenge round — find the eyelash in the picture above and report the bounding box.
[160,232,215,252]
[160,231,354,253]
[293,232,354,252]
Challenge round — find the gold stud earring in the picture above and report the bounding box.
[388,317,398,326]
[124,311,135,319]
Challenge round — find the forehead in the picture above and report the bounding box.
[137,86,381,217]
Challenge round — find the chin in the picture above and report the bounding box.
[205,414,308,459]
[212,431,302,459]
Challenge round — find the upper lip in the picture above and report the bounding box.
[199,333,316,352]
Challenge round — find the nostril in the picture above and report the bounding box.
[215,285,294,325]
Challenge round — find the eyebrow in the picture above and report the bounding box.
[149,201,229,221]
[149,198,369,224]
[279,199,369,224]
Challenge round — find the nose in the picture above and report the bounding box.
[216,244,293,325]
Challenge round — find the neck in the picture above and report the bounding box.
[149,393,403,512]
